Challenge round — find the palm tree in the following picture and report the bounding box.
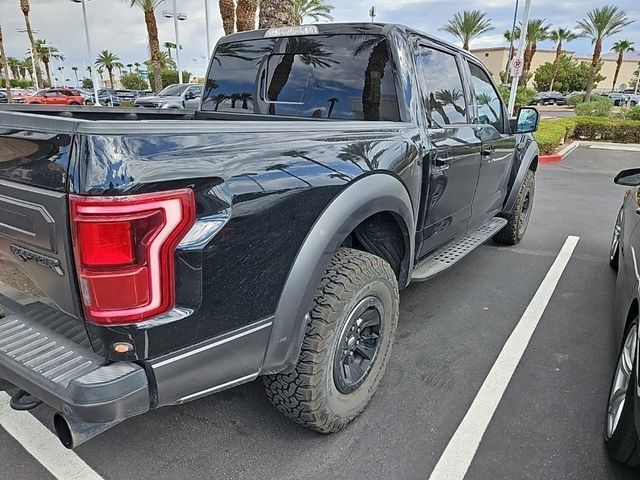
[577,5,633,100]
[145,51,176,70]
[126,63,133,73]
[259,0,295,28]
[518,19,550,86]
[219,0,236,35]
[34,39,64,87]
[548,28,579,91]
[611,40,635,91]
[0,25,12,103]
[441,10,493,51]
[7,57,21,80]
[71,66,79,86]
[129,0,164,92]
[327,97,338,118]
[56,66,64,85]
[164,41,176,59]
[134,62,141,74]
[236,0,258,31]
[95,50,124,88]
[19,0,44,87]
[239,92,252,109]
[96,66,105,86]
[293,0,334,25]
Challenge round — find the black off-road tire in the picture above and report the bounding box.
[606,319,640,467]
[264,248,399,433]
[494,170,535,245]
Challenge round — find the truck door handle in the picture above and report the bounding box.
[434,157,451,169]
[481,145,494,158]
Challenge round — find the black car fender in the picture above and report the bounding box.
[261,172,415,374]
[502,137,539,213]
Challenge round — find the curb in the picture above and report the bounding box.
[539,141,579,163]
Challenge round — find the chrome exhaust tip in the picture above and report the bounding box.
[53,413,122,449]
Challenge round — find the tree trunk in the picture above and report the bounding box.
[585,39,602,102]
[259,0,295,28]
[463,40,469,51]
[549,41,562,91]
[20,7,44,87]
[236,0,258,31]
[519,43,532,87]
[612,52,623,92]
[143,9,163,93]
[107,67,114,88]
[362,40,389,121]
[220,0,236,35]
[0,25,12,103]
[266,52,295,114]
[44,59,52,87]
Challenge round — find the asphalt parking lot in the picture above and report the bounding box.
[2,145,640,480]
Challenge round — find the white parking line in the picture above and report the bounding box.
[0,392,104,480]
[428,235,580,480]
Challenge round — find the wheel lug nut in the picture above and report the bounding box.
[343,349,348,355]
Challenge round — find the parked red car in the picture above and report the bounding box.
[24,88,85,106]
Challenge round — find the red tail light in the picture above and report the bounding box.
[70,189,196,325]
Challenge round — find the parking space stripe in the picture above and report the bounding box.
[428,235,580,480]
[0,392,104,480]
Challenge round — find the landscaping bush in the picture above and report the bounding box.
[498,85,537,108]
[572,117,640,143]
[627,106,640,121]
[534,119,575,154]
[120,73,147,91]
[575,98,612,117]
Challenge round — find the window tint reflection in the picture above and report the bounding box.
[416,48,468,126]
[203,35,400,121]
[469,62,504,133]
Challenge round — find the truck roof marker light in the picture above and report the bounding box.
[264,25,319,38]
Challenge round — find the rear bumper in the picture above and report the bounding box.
[0,296,149,423]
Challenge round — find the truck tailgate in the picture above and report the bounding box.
[0,124,89,345]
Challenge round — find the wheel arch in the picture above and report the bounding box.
[502,139,539,214]
[261,173,415,374]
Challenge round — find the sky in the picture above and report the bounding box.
[1,0,639,81]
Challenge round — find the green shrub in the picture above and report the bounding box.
[0,78,34,89]
[498,85,537,107]
[534,119,575,154]
[627,106,640,121]
[572,117,640,143]
[120,100,135,108]
[147,69,191,91]
[566,94,584,106]
[575,99,612,117]
[120,73,148,91]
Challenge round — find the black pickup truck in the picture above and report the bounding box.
[0,23,539,448]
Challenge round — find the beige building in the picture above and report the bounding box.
[471,46,640,91]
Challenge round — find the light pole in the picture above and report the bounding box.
[204,0,212,56]
[163,4,188,84]
[16,27,39,90]
[507,0,531,116]
[71,0,100,105]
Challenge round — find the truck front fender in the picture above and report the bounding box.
[502,138,539,213]
[261,173,415,374]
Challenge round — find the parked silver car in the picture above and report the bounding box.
[134,83,203,109]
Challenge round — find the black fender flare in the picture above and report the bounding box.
[261,173,415,374]
[502,139,539,213]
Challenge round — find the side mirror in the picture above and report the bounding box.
[513,107,539,134]
[614,169,640,186]
[185,92,196,100]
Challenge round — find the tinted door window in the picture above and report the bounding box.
[203,35,400,121]
[469,62,505,133]
[416,48,468,126]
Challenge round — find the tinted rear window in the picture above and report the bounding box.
[203,34,400,121]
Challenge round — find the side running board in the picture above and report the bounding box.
[411,217,507,282]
